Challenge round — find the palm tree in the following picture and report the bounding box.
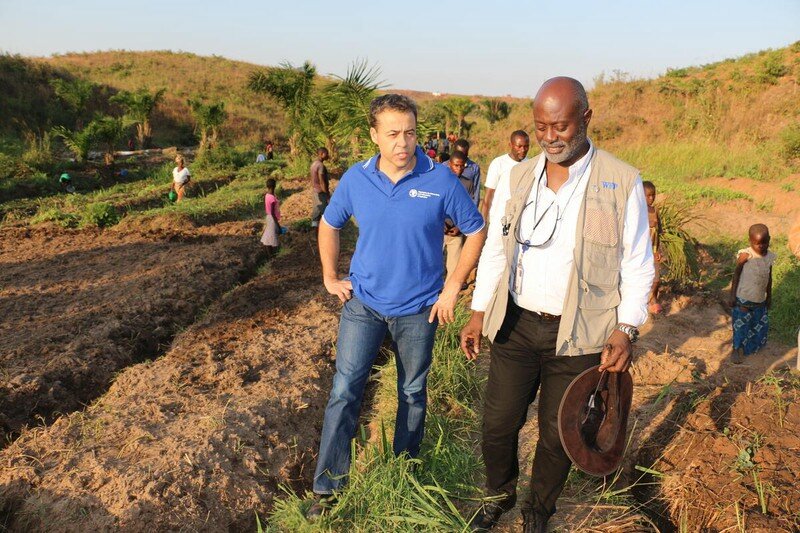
[187,99,227,152]
[480,98,512,124]
[441,97,476,138]
[248,61,316,157]
[51,124,94,163]
[110,87,166,148]
[90,116,131,166]
[321,60,385,161]
[49,78,95,129]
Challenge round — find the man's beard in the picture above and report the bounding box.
[539,125,588,164]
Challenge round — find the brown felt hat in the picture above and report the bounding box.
[558,366,633,476]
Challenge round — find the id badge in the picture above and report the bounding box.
[513,256,524,294]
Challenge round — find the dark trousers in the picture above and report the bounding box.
[482,298,600,517]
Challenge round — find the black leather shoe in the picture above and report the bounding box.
[521,508,548,533]
[469,494,516,531]
[305,494,337,521]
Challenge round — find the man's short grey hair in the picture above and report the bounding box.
[369,94,418,128]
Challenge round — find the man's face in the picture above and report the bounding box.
[509,136,530,162]
[319,151,329,162]
[369,110,417,171]
[448,157,466,176]
[533,97,592,164]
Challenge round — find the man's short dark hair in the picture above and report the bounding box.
[317,147,329,155]
[642,180,656,192]
[266,178,276,189]
[510,130,529,142]
[453,139,470,152]
[449,150,467,162]
[369,94,418,128]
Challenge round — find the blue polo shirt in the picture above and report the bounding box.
[323,147,484,317]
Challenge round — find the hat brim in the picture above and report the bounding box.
[558,365,633,476]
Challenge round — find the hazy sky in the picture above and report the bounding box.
[1,1,798,97]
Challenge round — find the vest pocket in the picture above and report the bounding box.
[578,279,621,310]
[583,196,619,247]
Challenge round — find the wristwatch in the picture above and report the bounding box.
[616,323,640,344]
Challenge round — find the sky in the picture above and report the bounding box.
[1,1,798,97]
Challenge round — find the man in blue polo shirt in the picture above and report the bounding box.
[307,94,486,518]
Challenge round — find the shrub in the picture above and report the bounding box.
[658,201,700,286]
[779,123,800,161]
[757,52,789,84]
[81,202,120,227]
[193,145,249,171]
[0,152,16,180]
[31,207,79,228]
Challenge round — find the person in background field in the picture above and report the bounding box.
[436,152,450,164]
[460,77,653,532]
[171,155,191,203]
[260,178,282,255]
[307,94,486,519]
[310,147,330,232]
[730,223,775,364]
[643,181,663,314]
[256,152,267,163]
[482,131,530,221]
[266,140,274,160]
[453,139,482,209]
[443,151,479,288]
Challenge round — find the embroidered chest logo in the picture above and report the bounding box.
[409,189,440,199]
[601,181,618,190]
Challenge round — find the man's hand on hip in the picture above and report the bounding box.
[599,329,632,373]
[459,312,484,360]
[324,277,353,304]
[428,284,460,325]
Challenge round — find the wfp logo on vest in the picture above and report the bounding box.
[409,188,440,199]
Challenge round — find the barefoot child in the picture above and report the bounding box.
[730,223,775,364]
[260,178,282,254]
[643,181,663,314]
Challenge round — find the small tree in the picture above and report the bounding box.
[480,98,512,124]
[248,61,316,157]
[441,97,476,138]
[110,87,166,148]
[187,99,227,152]
[49,78,95,129]
[52,124,95,163]
[90,116,130,166]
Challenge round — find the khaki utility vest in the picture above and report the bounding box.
[482,148,640,356]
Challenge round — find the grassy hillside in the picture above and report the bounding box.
[0,51,288,149]
[449,42,800,186]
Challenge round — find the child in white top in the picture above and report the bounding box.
[171,155,191,202]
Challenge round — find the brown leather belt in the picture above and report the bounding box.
[533,311,561,322]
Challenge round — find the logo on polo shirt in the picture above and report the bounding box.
[409,188,440,199]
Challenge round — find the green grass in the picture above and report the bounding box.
[615,141,795,185]
[267,306,484,532]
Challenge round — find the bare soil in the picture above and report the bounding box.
[0,221,265,443]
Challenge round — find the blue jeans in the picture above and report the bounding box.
[312,296,438,494]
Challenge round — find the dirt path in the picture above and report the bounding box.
[483,294,796,532]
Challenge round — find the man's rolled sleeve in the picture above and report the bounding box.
[320,175,351,229]
[617,176,655,327]
[445,179,484,236]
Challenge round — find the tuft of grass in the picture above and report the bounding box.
[268,305,483,532]
[657,200,700,285]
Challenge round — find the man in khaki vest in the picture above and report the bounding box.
[460,77,654,532]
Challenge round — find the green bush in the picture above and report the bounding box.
[81,202,120,227]
[757,52,789,84]
[0,152,18,180]
[193,145,250,171]
[30,207,79,228]
[779,123,800,161]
